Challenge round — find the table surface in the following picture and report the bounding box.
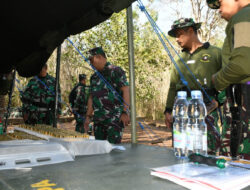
[0,144,249,190]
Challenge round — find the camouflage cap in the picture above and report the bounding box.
[88,47,105,57]
[79,74,86,81]
[168,18,202,37]
[206,0,220,9]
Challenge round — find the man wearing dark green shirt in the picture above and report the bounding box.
[164,18,222,155]
[207,0,250,160]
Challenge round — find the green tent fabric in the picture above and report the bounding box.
[2,0,135,77]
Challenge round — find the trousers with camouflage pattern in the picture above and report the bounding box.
[206,109,222,155]
[74,114,85,133]
[220,84,250,160]
[94,119,124,144]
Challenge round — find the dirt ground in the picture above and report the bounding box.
[58,117,173,148]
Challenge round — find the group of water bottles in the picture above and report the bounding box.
[173,90,207,159]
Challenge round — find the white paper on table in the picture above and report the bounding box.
[151,163,250,190]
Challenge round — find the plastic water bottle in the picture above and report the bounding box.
[187,90,207,155]
[173,91,189,158]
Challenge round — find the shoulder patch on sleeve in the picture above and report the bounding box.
[234,22,250,48]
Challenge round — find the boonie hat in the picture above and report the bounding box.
[168,18,202,37]
[206,0,220,9]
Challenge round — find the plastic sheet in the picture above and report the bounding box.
[49,138,113,156]
[14,126,117,156]
[0,140,74,170]
[151,163,250,190]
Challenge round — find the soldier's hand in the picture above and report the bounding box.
[206,99,218,115]
[120,113,130,127]
[165,112,173,128]
[84,117,90,132]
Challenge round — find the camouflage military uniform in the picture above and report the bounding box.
[90,62,128,144]
[165,41,223,155]
[207,1,250,159]
[21,74,61,125]
[69,83,88,133]
[220,87,250,159]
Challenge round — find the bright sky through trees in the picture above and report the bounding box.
[135,0,192,34]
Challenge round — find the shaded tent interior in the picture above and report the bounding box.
[2,0,135,78]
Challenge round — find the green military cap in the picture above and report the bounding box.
[168,18,202,37]
[79,74,86,81]
[206,0,220,9]
[88,47,105,56]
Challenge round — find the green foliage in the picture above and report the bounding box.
[60,8,171,119]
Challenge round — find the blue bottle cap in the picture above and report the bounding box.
[191,90,202,99]
[177,91,187,98]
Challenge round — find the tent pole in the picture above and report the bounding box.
[126,5,137,143]
[53,45,61,128]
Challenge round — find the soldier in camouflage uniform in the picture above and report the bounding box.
[84,47,130,144]
[69,74,88,133]
[164,18,223,155]
[21,64,61,125]
[0,72,13,119]
[207,0,250,160]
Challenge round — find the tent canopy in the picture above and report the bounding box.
[2,0,135,77]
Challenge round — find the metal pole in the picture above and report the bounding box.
[127,5,137,144]
[53,45,61,128]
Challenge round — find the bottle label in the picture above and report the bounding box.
[202,133,207,151]
[194,128,202,150]
[181,133,186,149]
[173,130,185,149]
[186,128,194,151]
